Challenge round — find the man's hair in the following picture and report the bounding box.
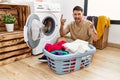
[73,6,83,12]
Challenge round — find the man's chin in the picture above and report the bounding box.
[75,20,80,23]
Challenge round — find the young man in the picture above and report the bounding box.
[39,6,97,62]
[58,6,97,43]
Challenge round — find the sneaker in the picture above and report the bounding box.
[38,55,47,62]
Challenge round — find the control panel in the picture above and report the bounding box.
[30,2,61,13]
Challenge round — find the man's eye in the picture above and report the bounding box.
[74,14,77,15]
[78,13,81,15]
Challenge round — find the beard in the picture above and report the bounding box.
[75,18,81,24]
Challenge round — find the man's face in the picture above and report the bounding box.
[73,10,83,24]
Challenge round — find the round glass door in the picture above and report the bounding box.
[42,17,55,36]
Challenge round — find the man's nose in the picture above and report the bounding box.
[75,15,79,18]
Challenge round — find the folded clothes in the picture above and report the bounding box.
[63,39,90,53]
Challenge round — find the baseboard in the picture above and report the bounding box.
[108,43,120,49]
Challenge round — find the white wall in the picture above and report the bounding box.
[88,0,120,20]
[108,24,120,44]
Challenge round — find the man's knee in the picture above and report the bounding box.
[57,37,74,42]
[57,37,67,42]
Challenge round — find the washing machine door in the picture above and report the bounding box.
[24,14,44,49]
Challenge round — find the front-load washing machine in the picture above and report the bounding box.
[24,2,61,55]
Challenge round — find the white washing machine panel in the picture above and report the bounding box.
[30,2,61,13]
[24,13,60,55]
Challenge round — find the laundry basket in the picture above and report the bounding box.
[43,44,96,74]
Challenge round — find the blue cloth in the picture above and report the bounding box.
[51,50,69,55]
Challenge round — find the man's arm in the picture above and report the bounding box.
[89,24,98,42]
[60,15,69,37]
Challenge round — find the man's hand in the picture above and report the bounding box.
[60,14,66,26]
[89,17,98,42]
[60,14,67,37]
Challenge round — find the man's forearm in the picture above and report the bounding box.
[60,25,64,37]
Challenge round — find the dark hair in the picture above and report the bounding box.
[73,6,83,12]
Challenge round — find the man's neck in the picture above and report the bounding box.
[75,20,83,26]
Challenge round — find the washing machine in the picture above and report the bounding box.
[24,2,61,55]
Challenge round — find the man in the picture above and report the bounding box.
[39,6,97,62]
[58,6,97,43]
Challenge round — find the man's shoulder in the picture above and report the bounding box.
[67,21,75,26]
[69,21,75,24]
[83,19,92,25]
